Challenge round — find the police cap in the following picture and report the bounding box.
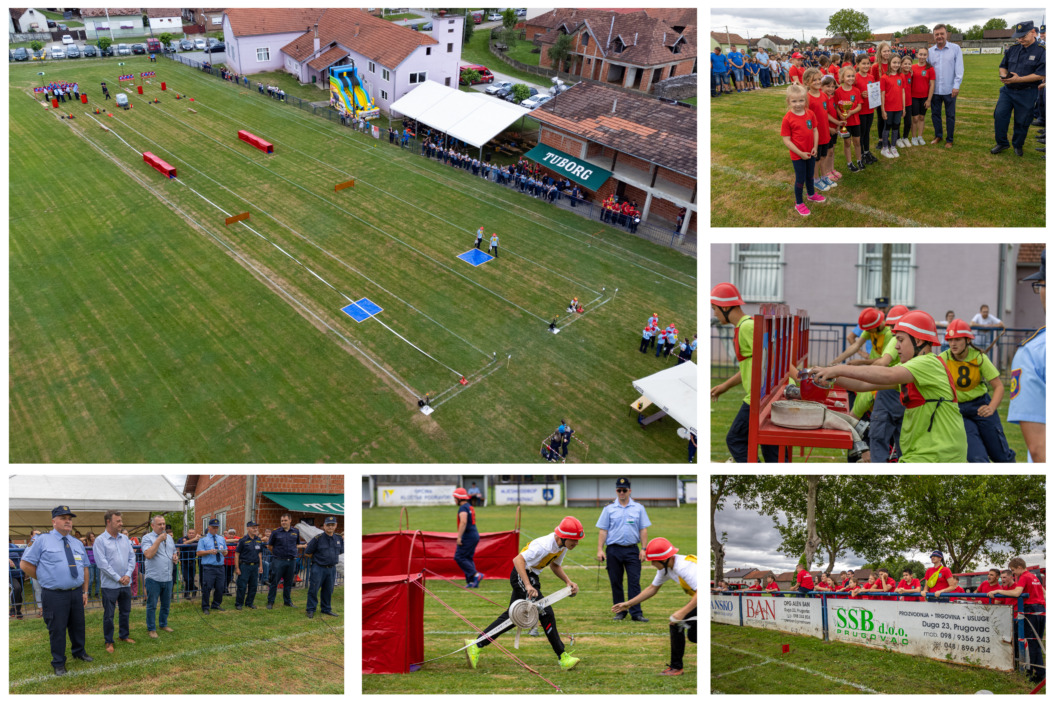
[246,521,258,527]
[1021,250,1045,282]
[615,478,631,489]
[324,516,338,525]
[1012,21,1037,38]
[51,505,77,518]
[208,518,220,527]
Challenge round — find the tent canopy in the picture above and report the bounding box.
[389,79,531,149]
[262,492,345,516]
[632,362,698,435]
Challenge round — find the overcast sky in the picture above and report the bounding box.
[714,499,1045,574]
[711,8,1046,41]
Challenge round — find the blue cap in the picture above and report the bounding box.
[615,478,631,489]
[1021,250,1045,282]
[324,516,338,525]
[930,550,944,559]
[208,519,220,527]
[51,505,77,518]
[1012,21,1036,38]
[246,521,258,527]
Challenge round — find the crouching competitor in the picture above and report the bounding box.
[453,488,484,589]
[465,517,583,671]
[610,538,697,676]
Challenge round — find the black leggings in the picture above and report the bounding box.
[903,108,913,138]
[669,607,698,670]
[884,111,902,146]
[860,111,875,155]
[876,106,885,140]
[792,158,817,204]
[476,569,566,658]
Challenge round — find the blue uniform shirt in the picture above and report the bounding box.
[1007,327,1045,461]
[236,535,265,564]
[1000,41,1046,88]
[268,527,301,559]
[727,51,744,69]
[710,52,728,73]
[21,530,87,590]
[93,531,136,589]
[458,503,479,540]
[595,498,652,546]
[304,532,343,566]
[197,532,227,566]
[10,543,24,579]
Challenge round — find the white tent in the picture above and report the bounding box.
[632,362,698,436]
[389,79,531,149]
[9,475,187,538]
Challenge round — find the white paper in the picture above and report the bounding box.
[867,81,882,110]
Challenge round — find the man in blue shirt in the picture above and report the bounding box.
[927,24,964,146]
[304,517,343,619]
[19,506,93,675]
[711,47,728,97]
[177,527,199,599]
[595,478,652,622]
[727,46,745,92]
[9,539,25,619]
[140,515,178,638]
[196,518,228,614]
[94,510,136,653]
[1008,250,1045,461]
[267,513,304,609]
[991,21,1047,156]
[756,47,771,88]
[235,521,265,610]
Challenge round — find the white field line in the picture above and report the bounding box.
[712,164,928,227]
[11,627,343,688]
[713,661,771,679]
[712,642,878,693]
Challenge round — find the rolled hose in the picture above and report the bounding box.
[771,400,866,444]
[509,599,540,629]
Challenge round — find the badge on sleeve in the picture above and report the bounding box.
[1010,368,1022,399]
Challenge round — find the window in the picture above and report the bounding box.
[730,244,784,303]
[447,43,453,52]
[256,47,269,62]
[409,71,426,84]
[581,33,589,46]
[202,517,209,533]
[381,89,388,101]
[382,68,390,81]
[611,38,624,54]
[448,28,454,33]
[211,16,222,25]
[426,47,431,55]
[857,244,916,306]
[445,77,451,86]
[369,61,375,73]
[216,511,227,535]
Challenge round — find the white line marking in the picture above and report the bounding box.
[713,661,770,679]
[712,642,877,693]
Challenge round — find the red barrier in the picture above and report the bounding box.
[238,129,274,154]
[142,152,177,179]
[81,94,87,104]
[51,98,58,108]
[161,81,166,91]
[362,530,519,579]
[137,85,143,95]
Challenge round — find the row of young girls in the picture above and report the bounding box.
[780,44,937,215]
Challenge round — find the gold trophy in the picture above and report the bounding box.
[838,102,851,138]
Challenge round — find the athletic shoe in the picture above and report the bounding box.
[881,147,893,158]
[877,138,883,150]
[795,203,811,216]
[806,194,826,204]
[823,177,837,189]
[847,161,861,173]
[471,572,484,588]
[662,666,685,676]
[890,146,900,157]
[814,178,830,192]
[829,169,842,180]
[465,640,480,669]
[558,652,581,671]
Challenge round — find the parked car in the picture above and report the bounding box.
[521,94,552,109]
[420,22,433,31]
[487,13,503,21]
[549,83,571,96]
[180,39,194,51]
[205,42,225,53]
[31,49,46,61]
[100,45,114,57]
[65,45,81,58]
[131,44,146,55]
[145,38,161,53]
[485,80,513,95]
[162,42,178,53]
[116,44,131,56]
[13,47,29,61]
[82,45,97,57]
[459,64,494,84]
[61,34,74,45]
[47,19,57,28]
[58,23,68,31]
[194,38,207,50]
[516,9,527,16]
[51,45,66,59]
[495,86,514,100]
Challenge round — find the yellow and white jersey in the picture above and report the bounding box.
[651,554,698,596]
[519,534,567,575]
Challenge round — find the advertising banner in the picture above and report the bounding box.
[962,47,982,55]
[684,481,698,504]
[825,598,1014,671]
[742,595,823,638]
[982,47,1002,54]
[495,484,559,506]
[711,595,740,625]
[377,485,454,507]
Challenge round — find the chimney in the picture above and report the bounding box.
[612,98,617,113]
[633,32,637,46]
[606,16,614,49]
[313,23,319,53]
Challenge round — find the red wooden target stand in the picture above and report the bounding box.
[745,304,853,462]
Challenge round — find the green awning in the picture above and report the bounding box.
[262,492,344,516]
[524,143,612,191]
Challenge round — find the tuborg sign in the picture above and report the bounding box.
[524,143,612,191]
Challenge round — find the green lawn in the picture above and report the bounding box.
[504,37,543,66]
[383,13,422,22]
[9,58,696,463]
[36,9,85,27]
[9,588,343,693]
[462,26,550,87]
[712,622,1042,694]
[711,55,1045,227]
[363,504,697,694]
[682,97,697,106]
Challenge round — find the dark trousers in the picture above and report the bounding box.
[993,85,1037,149]
[454,534,480,583]
[268,557,296,605]
[306,564,336,613]
[1023,606,1046,680]
[859,111,875,155]
[224,564,234,593]
[235,564,260,607]
[101,585,132,643]
[931,93,957,143]
[476,569,565,658]
[639,336,651,352]
[792,157,816,204]
[759,68,771,88]
[959,395,1015,462]
[200,565,224,610]
[870,388,903,462]
[42,588,87,668]
[669,607,697,670]
[10,576,24,616]
[606,544,644,618]
[727,401,779,462]
[180,556,197,597]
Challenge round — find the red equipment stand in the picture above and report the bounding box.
[746,304,853,462]
[238,129,274,154]
[142,152,177,179]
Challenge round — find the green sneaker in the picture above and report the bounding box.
[558,651,581,671]
[465,639,480,669]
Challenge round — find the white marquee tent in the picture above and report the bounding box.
[389,79,531,150]
[632,362,698,436]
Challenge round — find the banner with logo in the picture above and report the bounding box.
[711,595,740,625]
[962,47,982,55]
[742,595,824,638]
[825,598,1013,671]
[982,47,1002,54]
[377,485,454,507]
[495,484,558,506]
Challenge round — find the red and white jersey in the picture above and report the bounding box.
[651,554,698,596]
[519,534,567,575]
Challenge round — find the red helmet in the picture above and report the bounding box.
[945,318,974,341]
[893,310,940,345]
[554,516,584,540]
[453,487,471,500]
[858,307,885,331]
[710,282,744,307]
[645,537,679,561]
[885,305,909,325]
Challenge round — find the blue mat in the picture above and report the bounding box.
[355,298,383,316]
[341,298,382,323]
[458,249,493,266]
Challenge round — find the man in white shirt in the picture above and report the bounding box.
[970,303,1004,363]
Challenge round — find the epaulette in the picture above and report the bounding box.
[1018,326,1045,347]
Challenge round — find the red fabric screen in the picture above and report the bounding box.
[362,573,424,674]
[362,530,519,580]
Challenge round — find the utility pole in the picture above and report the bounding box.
[881,244,893,307]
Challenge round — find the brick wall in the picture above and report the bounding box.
[540,127,587,156]
[196,475,248,535]
[195,475,346,537]
[615,150,652,175]
[670,58,696,77]
[658,166,696,189]
[618,183,648,208]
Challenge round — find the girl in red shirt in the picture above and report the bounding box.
[834,66,864,173]
[780,84,825,216]
[828,54,842,80]
[921,550,958,599]
[879,54,906,158]
[870,42,893,152]
[763,571,780,594]
[899,55,914,148]
[908,48,936,146]
[803,69,836,192]
[789,53,805,85]
[821,75,843,182]
[853,54,878,166]
[840,50,855,69]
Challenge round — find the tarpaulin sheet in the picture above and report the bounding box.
[362,573,424,673]
[362,530,519,580]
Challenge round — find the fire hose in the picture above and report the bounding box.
[774,381,871,460]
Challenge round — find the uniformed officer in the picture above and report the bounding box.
[304,517,342,619]
[235,521,264,610]
[19,506,94,676]
[1008,249,1045,461]
[595,478,652,622]
[991,21,1047,156]
[266,512,304,609]
[196,519,228,614]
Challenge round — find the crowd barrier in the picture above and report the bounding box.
[711,590,1034,673]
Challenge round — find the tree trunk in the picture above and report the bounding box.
[803,476,822,570]
[711,478,728,584]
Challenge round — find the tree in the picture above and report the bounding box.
[901,25,929,35]
[945,24,961,37]
[511,83,532,103]
[547,32,574,73]
[809,36,819,47]
[827,9,872,46]
[30,40,43,53]
[501,8,517,32]
[983,18,1009,32]
[891,476,1045,573]
[460,68,482,85]
[710,476,764,584]
[965,25,984,41]
[96,36,111,54]
[159,32,173,49]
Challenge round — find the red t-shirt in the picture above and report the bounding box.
[807,92,830,137]
[781,111,817,160]
[977,580,1001,605]
[1016,571,1046,605]
[834,86,862,126]
[824,92,839,122]
[897,578,922,601]
[853,72,873,109]
[796,568,815,589]
[764,581,779,592]
[789,65,804,84]
[909,64,936,99]
[924,565,953,594]
[881,74,905,112]
[869,62,883,81]
[995,584,1019,606]
[901,71,913,106]
[816,582,831,592]
[840,585,859,598]
[872,576,897,600]
[826,65,840,81]
[841,62,853,68]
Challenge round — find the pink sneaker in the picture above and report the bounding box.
[795,203,811,216]
[806,194,827,203]
[829,170,842,179]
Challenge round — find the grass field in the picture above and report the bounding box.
[710,55,1045,227]
[461,27,550,87]
[9,587,343,694]
[709,375,1028,462]
[362,504,697,693]
[711,622,1043,694]
[8,57,696,462]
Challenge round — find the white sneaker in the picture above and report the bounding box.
[881,147,892,158]
[900,138,910,148]
[917,136,926,145]
[895,139,904,148]
[891,146,900,157]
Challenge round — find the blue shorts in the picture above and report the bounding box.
[730,68,744,81]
